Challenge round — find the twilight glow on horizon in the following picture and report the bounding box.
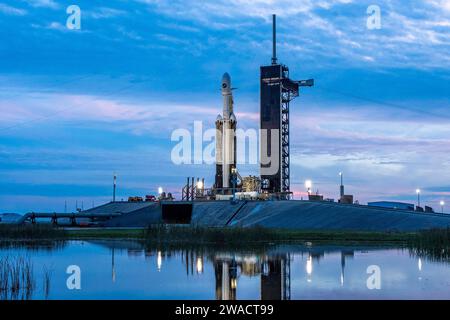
[0,0,449,213]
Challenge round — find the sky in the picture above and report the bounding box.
[0,0,449,213]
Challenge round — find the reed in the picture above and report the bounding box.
[144,224,279,245]
[408,228,450,262]
[0,224,66,240]
[42,266,52,299]
[0,256,35,300]
[143,224,414,245]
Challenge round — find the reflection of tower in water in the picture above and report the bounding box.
[213,254,290,300]
[183,250,204,275]
[112,248,116,283]
[340,250,354,286]
[261,254,290,300]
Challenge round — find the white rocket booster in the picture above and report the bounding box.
[215,73,236,189]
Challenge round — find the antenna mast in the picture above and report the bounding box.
[272,14,277,65]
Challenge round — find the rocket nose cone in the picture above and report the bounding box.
[222,72,231,90]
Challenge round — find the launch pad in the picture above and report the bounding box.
[179,14,314,201]
[207,14,314,201]
[176,15,314,201]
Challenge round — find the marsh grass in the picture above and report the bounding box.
[42,266,52,299]
[0,256,35,300]
[143,224,414,245]
[408,228,450,262]
[144,225,278,244]
[0,224,66,240]
[143,225,450,257]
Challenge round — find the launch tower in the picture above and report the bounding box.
[260,14,314,199]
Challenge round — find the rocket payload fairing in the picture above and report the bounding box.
[215,73,237,190]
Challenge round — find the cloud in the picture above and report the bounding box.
[133,0,450,69]
[429,0,450,11]
[137,0,337,20]
[30,21,66,31]
[46,21,66,30]
[24,0,59,9]
[117,26,143,41]
[1,0,450,209]
[86,7,128,19]
[0,3,27,16]
[0,86,221,136]
[30,21,91,33]
[1,82,449,207]
[159,22,201,33]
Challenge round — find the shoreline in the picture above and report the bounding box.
[0,226,416,244]
[0,226,448,261]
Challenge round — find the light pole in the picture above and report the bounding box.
[197,180,204,198]
[113,173,117,202]
[416,189,421,207]
[305,180,312,196]
[440,201,445,214]
[339,172,344,200]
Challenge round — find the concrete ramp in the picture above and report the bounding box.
[103,203,162,227]
[228,201,450,232]
[88,200,450,231]
[83,201,155,214]
[104,200,245,227]
[191,201,246,226]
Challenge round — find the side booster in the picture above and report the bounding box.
[215,73,237,190]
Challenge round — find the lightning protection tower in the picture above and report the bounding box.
[260,14,314,199]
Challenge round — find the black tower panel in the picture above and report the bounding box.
[261,65,282,128]
[260,64,299,196]
[260,64,282,193]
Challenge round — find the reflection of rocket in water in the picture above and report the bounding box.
[215,73,237,189]
[214,260,237,300]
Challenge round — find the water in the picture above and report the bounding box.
[0,240,449,300]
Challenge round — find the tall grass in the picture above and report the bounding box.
[42,266,52,300]
[144,224,279,245]
[0,224,66,240]
[408,228,450,262]
[0,256,35,300]
[143,224,415,245]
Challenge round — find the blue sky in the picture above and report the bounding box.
[1,0,450,213]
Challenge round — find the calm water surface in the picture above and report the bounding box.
[0,240,449,300]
